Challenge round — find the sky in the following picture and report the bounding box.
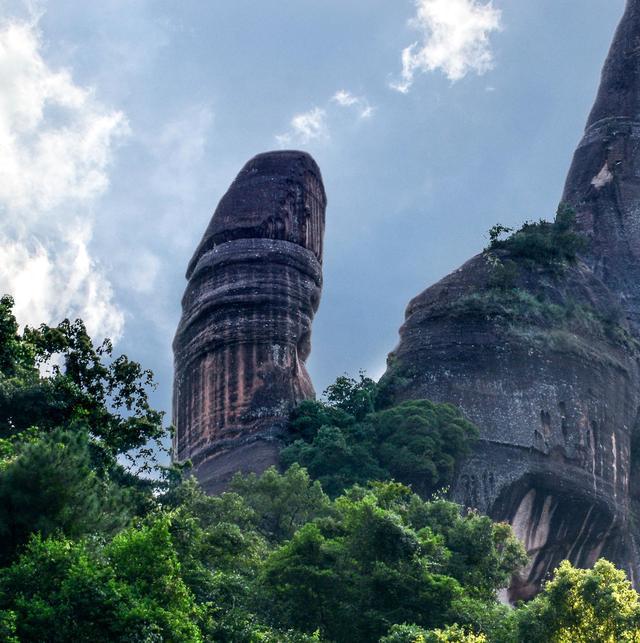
[0,0,626,443]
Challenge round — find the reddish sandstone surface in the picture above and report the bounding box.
[173,151,325,493]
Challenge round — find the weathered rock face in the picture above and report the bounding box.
[380,1,640,599]
[173,151,326,493]
[564,0,640,332]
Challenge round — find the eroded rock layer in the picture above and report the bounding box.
[173,151,326,493]
[380,0,640,599]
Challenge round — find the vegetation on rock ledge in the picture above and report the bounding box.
[436,205,639,360]
[486,204,587,273]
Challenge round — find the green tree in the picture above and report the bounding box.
[160,477,270,641]
[0,516,203,642]
[381,623,487,642]
[0,428,131,564]
[229,464,331,542]
[0,295,166,470]
[371,401,478,497]
[406,499,527,602]
[282,423,385,497]
[160,469,337,642]
[324,372,378,421]
[106,515,204,640]
[283,395,478,498]
[288,399,354,442]
[0,295,167,562]
[515,559,640,642]
[260,482,522,643]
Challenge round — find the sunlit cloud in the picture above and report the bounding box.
[0,19,128,340]
[391,0,502,92]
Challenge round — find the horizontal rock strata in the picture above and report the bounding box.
[380,253,640,598]
[173,151,326,493]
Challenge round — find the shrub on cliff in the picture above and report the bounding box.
[486,204,587,271]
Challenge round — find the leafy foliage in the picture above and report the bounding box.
[0,517,203,642]
[259,479,524,642]
[0,295,167,568]
[229,464,332,542]
[283,378,478,498]
[381,623,487,642]
[145,469,524,642]
[0,428,131,565]
[0,295,166,470]
[514,559,640,642]
[486,204,587,270]
[0,301,638,642]
[323,372,378,421]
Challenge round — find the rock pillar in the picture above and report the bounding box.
[173,151,326,493]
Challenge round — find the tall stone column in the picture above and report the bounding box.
[173,151,326,493]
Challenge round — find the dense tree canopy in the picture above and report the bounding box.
[0,428,131,565]
[259,479,525,642]
[0,297,638,641]
[0,295,165,468]
[0,518,203,642]
[0,296,166,567]
[514,559,640,642]
[282,375,478,498]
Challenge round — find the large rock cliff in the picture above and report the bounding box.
[173,151,326,493]
[379,0,640,599]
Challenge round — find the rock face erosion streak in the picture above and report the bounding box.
[379,0,640,599]
[173,151,326,493]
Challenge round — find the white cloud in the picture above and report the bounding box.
[0,19,128,340]
[276,107,328,146]
[276,90,375,147]
[110,103,213,297]
[332,90,359,108]
[391,0,502,92]
[332,90,374,119]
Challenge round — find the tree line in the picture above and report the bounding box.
[0,295,638,642]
